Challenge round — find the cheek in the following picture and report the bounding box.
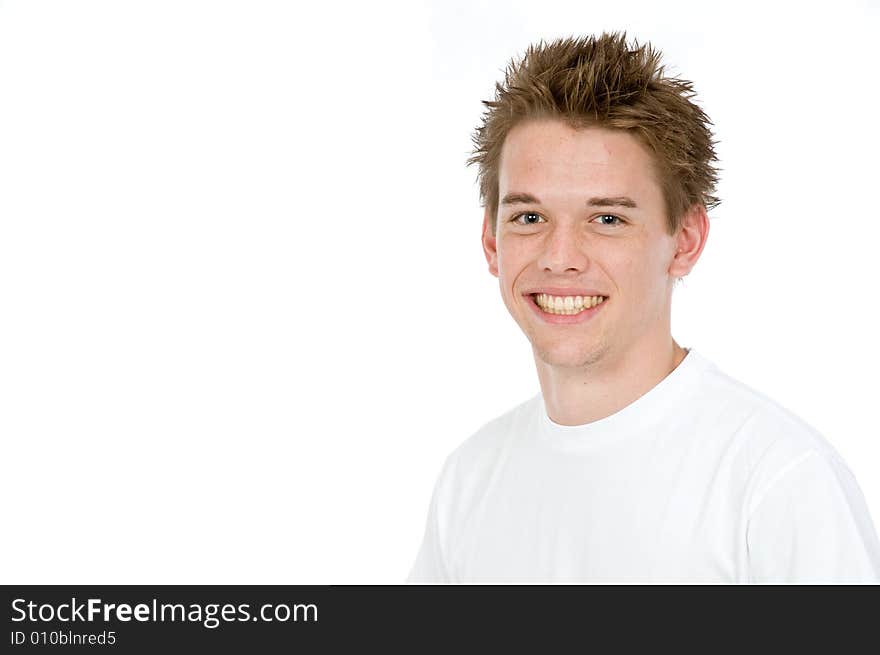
[608,248,643,282]
[495,238,528,282]
[625,250,673,306]
[620,235,668,279]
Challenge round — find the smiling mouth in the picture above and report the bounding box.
[531,293,607,315]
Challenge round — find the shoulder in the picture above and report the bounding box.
[450,394,541,466]
[698,359,830,448]
[432,393,540,495]
[694,355,854,510]
[453,394,538,457]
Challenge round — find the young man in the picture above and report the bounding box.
[407,33,880,583]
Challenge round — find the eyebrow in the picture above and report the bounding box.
[500,192,638,209]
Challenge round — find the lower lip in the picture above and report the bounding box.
[526,294,607,324]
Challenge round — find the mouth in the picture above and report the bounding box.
[529,293,608,316]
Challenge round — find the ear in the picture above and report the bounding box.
[481,206,499,277]
[669,203,709,279]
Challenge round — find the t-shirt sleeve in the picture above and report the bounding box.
[405,456,456,584]
[746,449,880,583]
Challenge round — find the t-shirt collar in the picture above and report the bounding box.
[535,348,712,452]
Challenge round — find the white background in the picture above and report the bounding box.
[1,0,878,583]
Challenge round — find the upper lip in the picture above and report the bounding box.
[523,288,608,297]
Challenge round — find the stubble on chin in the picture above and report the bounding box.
[531,338,609,371]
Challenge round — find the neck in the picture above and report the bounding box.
[535,336,688,426]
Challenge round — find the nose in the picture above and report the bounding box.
[537,222,591,274]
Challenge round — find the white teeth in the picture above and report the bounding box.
[534,294,606,315]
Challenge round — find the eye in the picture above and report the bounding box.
[510,211,545,226]
[592,214,623,226]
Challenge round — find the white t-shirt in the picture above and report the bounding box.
[407,348,880,583]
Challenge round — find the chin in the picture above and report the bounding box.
[533,341,608,369]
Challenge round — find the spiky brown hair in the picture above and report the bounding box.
[467,32,720,235]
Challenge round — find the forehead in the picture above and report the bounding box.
[498,119,662,204]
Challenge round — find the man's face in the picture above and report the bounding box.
[482,119,681,369]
